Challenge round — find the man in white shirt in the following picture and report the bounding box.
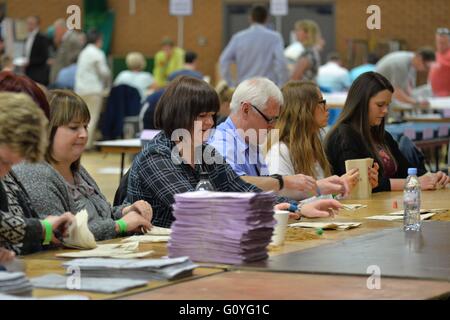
[317,52,351,92]
[75,29,111,149]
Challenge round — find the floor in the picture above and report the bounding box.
[80,151,133,203]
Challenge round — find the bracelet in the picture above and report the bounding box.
[270,174,284,190]
[41,220,53,245]
[116,219,128,235]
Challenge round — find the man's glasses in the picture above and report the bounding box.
[248,103,279,124]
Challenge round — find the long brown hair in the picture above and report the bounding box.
[267,81,331,178]
[325,72,395,173]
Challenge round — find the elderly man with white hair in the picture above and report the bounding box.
[208,77,347,199]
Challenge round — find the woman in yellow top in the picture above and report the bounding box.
[153,37,185,87]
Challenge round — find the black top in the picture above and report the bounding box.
[325,123,426,192]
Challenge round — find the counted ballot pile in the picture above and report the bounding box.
[0,272,33,296]
[168,191,277,265]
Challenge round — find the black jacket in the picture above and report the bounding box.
[25,33,49,85]
[325,123,426,192]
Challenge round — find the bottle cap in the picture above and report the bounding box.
[407,168,417,175]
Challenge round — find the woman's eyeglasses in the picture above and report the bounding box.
[318,99,328,111]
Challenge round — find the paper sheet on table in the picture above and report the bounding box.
[345,158,373,200]
[121,235,170,243]
[366,213,436,221]
[31,274,148,294]
[146,226,171,236]
[63,209,97,249]
[342,204,368,210]
[387,208,448,215]
[289,221,362,230]
[56,241,154,258]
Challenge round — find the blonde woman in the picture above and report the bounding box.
[114,51,155,101]
[215,80,235,124]
[0,92,75,255]
[265,81,360,200]
[290,20,322,81]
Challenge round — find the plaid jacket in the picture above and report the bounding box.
[127,131,288,228]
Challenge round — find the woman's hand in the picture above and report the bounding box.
[123,200,153,222]
[118,212,152,234]
[432,171,450,189]
[0,248,15,264]
[299,199,343,218]
[317,175,349,197]
[341,168,360,191]
[44,212,76,244]
[418,174,437,190]
[369,163,379,189]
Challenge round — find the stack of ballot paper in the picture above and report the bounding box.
[0,272,33,296]
[168,191,277,265]
[62,256,197,281]
[289,221,362,230]
[366,208,447,221]
[30,274,148,294]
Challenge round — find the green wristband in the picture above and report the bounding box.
[116,219,127,235]
[41,220,53,245]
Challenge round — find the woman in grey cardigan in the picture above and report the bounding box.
[14,90,152,241]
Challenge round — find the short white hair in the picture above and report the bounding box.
[230,77,283,114]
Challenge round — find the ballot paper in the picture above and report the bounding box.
[146,226,171,236]
[168,191,277,265]
[289,221,362,230]
[31,274,148,294]
[0,272,33,296]
[366,213,436,221]
[345,158,374,200]
[342,204,368,210]
[62,256,197,281]
[63,209,97,249]
[56,242,154,259]
[121,235,170,243]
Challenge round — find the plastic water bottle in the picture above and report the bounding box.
[403,168,421,231]
[195,171,215,191]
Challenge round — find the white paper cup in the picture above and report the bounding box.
[270,210,289,246]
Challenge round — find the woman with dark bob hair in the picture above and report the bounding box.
[325,72,449,192]
[127,76,342,228]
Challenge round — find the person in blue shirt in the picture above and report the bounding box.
[208,77,348,199]
[350,53,378,83]
[219,5,288,87]
[54,59,77,89]
[168,51,203,82]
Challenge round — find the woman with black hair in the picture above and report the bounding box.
[325,72,449,192]
[127,76,342,228]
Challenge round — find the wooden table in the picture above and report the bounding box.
[95,139,142,181]
[19,190,450,300]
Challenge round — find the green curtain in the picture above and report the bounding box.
[83,0,114,54]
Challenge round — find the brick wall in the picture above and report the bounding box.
[6,0,450,85]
